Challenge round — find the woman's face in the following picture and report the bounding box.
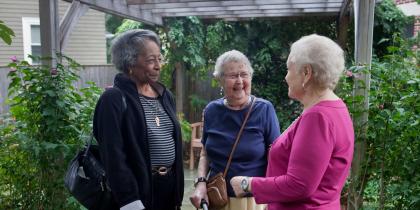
[221,61,251,103]
[131,40,162,84]
[285,61,305,101]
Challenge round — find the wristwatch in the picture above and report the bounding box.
[241,177,250,192]
[194,177,207,187]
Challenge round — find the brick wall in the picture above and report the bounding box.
[395,0,415,5]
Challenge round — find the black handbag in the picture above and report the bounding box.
[64,136,116,209]
[65,87,126,209]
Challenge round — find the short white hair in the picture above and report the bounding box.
[213,50,254,80]
[288,34,345,90]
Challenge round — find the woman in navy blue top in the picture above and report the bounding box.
[190,50,281,210]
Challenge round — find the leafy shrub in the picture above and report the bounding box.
[0,55,102,209]
[337,34,419,209]
[178,113,192,142]
[373,0,414,58]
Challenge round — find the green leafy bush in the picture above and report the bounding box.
[0,55,101,209]
[337,34,419,209]
[374,0,414,58]
[178,113,192,142]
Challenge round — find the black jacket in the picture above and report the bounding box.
[93,73,184,209]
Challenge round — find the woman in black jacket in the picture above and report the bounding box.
[93,29,184,210]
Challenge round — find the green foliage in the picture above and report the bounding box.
[116,19,144,34]
[166,17,207,71]
[245,19,337,128]
[0,20,15,45]
[374,0,414,58]
[337,34,420,209]
[178,113,192,142]
[0,55,101,209]
[163,17,340,128]
[105,14,123,34]
[189,94,208,111]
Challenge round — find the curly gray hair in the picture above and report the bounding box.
[288,34,345,90]
[111,29,160,74]
[213,50,254,80]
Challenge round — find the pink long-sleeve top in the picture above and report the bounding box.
[252,100,354,210]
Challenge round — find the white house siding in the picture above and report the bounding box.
[0,0,106,66]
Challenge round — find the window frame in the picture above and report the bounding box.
[22,17,40,64]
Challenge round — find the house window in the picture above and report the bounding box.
[22,17,41,64]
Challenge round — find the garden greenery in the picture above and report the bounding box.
[0,55,101,209]
[0,20,15,45]
[338,35,419,209]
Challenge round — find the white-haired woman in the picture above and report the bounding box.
[190,50,281,210]
[231,34,354,210]
[93,29,184,210]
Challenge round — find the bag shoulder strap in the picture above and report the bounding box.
[113,86,127,112]
[222,96,256,177]
[87,86,127,149]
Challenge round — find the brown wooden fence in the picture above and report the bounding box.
[185,70,220,123]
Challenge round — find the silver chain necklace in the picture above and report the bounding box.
[223,96,251,109]
[142,97,161,127]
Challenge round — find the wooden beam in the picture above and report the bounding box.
[60,0,89,51]
[127,0,343,6]
[39,0,60,67]
[147,3,342,13]
[155,8,340,18]
[190,12,337,19]
[62,0,163,25]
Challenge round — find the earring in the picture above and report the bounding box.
[129,69,133,75]
[220,87,224,96]
[302,83,305,89]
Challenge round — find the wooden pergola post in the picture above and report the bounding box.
[347,0,375,209]
[337,0,351,49]
[175,62,185,115]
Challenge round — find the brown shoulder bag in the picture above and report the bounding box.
[206,97,256,210]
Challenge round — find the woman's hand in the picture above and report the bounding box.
[190,183,208,208]
[230,176,252,197]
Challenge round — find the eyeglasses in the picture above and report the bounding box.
[223,72,251,80]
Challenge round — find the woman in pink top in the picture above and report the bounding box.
[231,34,354,210]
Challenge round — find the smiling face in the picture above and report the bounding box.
[130,40,162,84]
[221,61,252,105]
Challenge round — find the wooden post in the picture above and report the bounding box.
[347,0,375,210]
[175,62,185,115]
[337,0,351,49]
[39,0,60,67]
[337,15,350,49]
